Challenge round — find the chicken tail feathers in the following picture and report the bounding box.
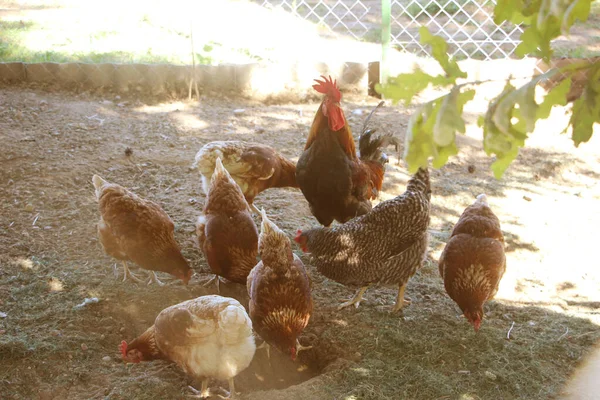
[92,174,108,199]
[360,100,384,136]
[358,101,401,164]
[476,193,488,205]
[406,167,431,199]
[219,304,253,343]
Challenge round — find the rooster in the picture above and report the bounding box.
[194,141,298,213]
[120,295,256,399]
[295,167,430,312]
[92,175,192,285]
[196,157,259,291]
[438,194,506,332]
[296,76,400,226]
[247,209,313,361]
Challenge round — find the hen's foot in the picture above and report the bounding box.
[391,283,411,313]
[216,378,237,399]
[202,275,222,293]
[121,262,144,283]
[146,271,165,286]
[295,339,313,355]
[187,379,210,398]
[338,286,370,310]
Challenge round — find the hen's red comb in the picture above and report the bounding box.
[312,75,341,103]
[119,340,128,358]
[294,229,303,243]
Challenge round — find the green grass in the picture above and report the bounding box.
[0,16,258,65]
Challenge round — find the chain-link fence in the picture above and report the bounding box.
[259,0,523,60]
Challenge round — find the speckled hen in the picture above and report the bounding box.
[438,194,506,332]
[295,167,431,312]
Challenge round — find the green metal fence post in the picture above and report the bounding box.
[381,0,391,88]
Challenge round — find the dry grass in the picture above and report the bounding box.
[0,82,599,400]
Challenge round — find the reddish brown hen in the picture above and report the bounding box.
[296,76,399,226]
[438,194,506,332]
[247,209,313,361]
[92,175,192,285]
[197,158,259,291]
[194,141,298,213]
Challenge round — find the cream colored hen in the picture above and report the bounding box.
[120,295,256,399]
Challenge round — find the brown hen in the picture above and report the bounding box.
[196,158,259,291]
[438,194,506,332]
[92,175,192,285]
[247,209,313,361]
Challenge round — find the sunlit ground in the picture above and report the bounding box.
[128,90,600,329]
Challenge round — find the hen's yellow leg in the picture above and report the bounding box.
[257,341,271,360]
[296,339,313,355]
[202,275,221,293]
[187,379,209,398]
[391,282,412,313]
[147,271,165,286]
[338,285,370,310]
[122,261,143,283]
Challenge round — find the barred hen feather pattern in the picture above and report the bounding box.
[298,168,430,287]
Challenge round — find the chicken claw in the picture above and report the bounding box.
[121,261,144,283]
[147,271,166,286]
[338,286,370,310]
[295,339,313,356]
[202,275,222,293]
[187,379,209,398]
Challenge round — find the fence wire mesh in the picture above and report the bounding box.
[259,0,523,60]
[389,0,523,59]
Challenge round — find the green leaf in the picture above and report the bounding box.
[494,0,533,24]
[570,66,600,146]
[403,88,475,173]
[515,26,542,58]
[419,26,466,79]
[490,81,518,136]
[376,68,454,105]
[517,81,538,132]
[404,104,435,173]
[561,0,591,34]
[537,77,571,119]
[433,88,476,146]
[491,147,520,179]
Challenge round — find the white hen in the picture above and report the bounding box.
[120,295,256,399]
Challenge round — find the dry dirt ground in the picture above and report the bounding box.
[0,83,599,400]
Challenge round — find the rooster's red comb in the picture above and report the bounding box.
[294,229,303,243]
[119,340,128,358]
[312,75,341,103]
